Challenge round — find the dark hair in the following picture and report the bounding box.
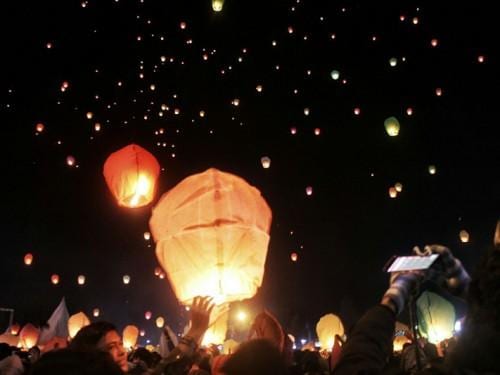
[28,349,123,375]
[221,339,288,375]
[69,321,118,352]
[129,347,154,368]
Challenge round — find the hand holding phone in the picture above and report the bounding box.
[384,253,440,273]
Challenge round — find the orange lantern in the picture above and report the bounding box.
[51,274,60,285]
[103,144,160,208]
[24,253,33,266]
[150,168,272,305]
[155,317,164,328]
[10,323,20,335]
[35,123,45,133]
[68,312,90,338]
[19,323,40,349]
[123,325,139,349]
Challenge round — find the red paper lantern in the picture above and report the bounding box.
[103,144,160,208]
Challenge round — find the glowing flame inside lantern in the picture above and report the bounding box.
[51,274,60,285]
[24,253,33,266]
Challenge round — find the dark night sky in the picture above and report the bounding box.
[1,0,498,345]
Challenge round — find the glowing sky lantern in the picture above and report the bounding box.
[384,116,400,137]
[123,325,139,349]
[304,107,310,116]
[290,252,298,262]
[202,311,228,346]
[145,311,152,320]
[316,314,344,350]
[290,127,297,135]
[77,275,86,285]
[477,55,485,63]
[19,324,40,349]
[212,0,224,12]
[154,267,162,277]
[144,231,151,240]
[389,57,398,67]
[51,274,60,285]
[123,275,131,284]
[261,156,271,169]
[330,70,340,80]
[10,323,20,335]
[66,156,76,166]
[428,165,437,175]
[417,291,455,344]
[459,230,470,243]
[435,87,443,96]
[93,308,100,317]
[139,329,145,337]
[35,123,45,133]
[256,85,263,92]
[389,187,397,198]
[155,317,164,328]
[68,312,91,338]
[395,182,403,192]
[305,186,313,196]
[431,38,439,47]
[103,144,161,208]
[24,253,33,266]
[86,112,93,120]
[150,168,272,306]
[406,107,413,116]
[353,107,361,116]
[314,128,321,136]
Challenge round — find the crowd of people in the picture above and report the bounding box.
[1,221,499,375]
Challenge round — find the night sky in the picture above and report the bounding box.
[2,0,498,345]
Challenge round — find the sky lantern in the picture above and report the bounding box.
[35,123,45,133]
[477,55,485,63]
[431,38,439,47]
[77,275,86,285]
[68,312,91,339]
[150,168,272,306]
[459,230,470,243]
[10,323,20,335]
[353,107,361,116]
[66,156,76,166]
[389,187,397,198]
[123,275,131,284]
[155,317,164,328]
[417,291,455,344]
[384,116,400,136]
[304,107,310,116]
[103,144,160,208]
[435,87,443,96]
[291,252,298,262]
[330,70,340,80]
[139,329,145,337]
[93,308,100,317]
[290,127,297,135]
[86,112,93,120]
[19,324,40,349]
[212,0,224,12]
[144,231,151,240]
[316,314,344,350]
[145,311,152,320]
[395,182,403,192]
[406,107,413,116]
[202,311,228,346]
[256,85,263,92]
[261,156,271,169]
[51,274,60,285]
[24,253,33,266]
[123,325,139,350]
[305,186,313,196]
[154,267,162,277]
[314,128,321,136]
[389,57,398,67]
[428,165,437,175]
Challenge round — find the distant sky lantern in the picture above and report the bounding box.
[316,314,344,350]
[77,275,86,285]
[389,187,397,198]
[459,230,470,243]
[212,0,224,12]
[330,70,340,80]
[406,107,413,116]
[24,253,33,266]
[412,17,419,25]
[150,168,272,306]
[51,274,60,285]
[431,38,439,47]
[354,107,361,116]
[428,165,437,175]
[290,127,297,135]
[94,123,101,132]
[305,186,313,196]
[417,292,455,344]
[389,57,398,67]
[232,98,240,107]
[180,21,187,29]
[66,156,76,167]
[199,110,206,117]
[477,55,485,63]
[261,156,271,169]
[304,107,310,116]
[314,128,321,136]
[19,324,39,349]
[291,252,298,262]
[103,144,160,208]
[159,272,165,279]
[86,112,93,120]
[155,317,164,328]
[154,267,162,277]
[93,308,100,317]
[123,325,139,350]
[384,116,400,136]
[395,182,403,192]
[68,312,91,339]
[435,87,443,96]
[123,275,131,284]
[145,311,152,320]
[144,231,151,240]
[35,123,45,133]
[256,85,263,92]
[139,329,145,337]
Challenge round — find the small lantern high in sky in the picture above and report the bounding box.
[384,116,400,136]
[150,168,272,306]
[212,0,224,12]
[103,144,160,208]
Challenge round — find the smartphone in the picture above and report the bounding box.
[384,253,439,272]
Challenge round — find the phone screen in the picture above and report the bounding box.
[386,253,439,272]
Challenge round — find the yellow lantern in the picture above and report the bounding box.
[384,116,400,137]
[150,168,272,306]
[316,314,344,351]
[212,0,224,12]
[103,144,160,208]
[459,230,470,243]
[123,325,139,349]
[156,317,164,328]
[19,323,40,349]
[417,291,455,344]
[202,311,228,346]
[428,165,437,175]
[68,312,91,339]
[395,182,403,192]
[261,156,271,169]
[24,253,33,266]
